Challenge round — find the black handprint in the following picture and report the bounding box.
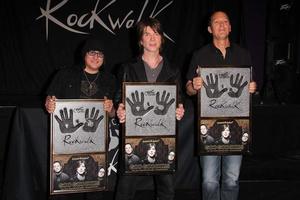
[83,107,104,132]
[228,73,248,98]
[203,73,228,98]
[126,91,154,116]
[54,108,83,133]
[154,90,175,115]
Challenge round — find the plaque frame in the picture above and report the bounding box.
[122,82,178,174]
[197,66,252,155]
[50,99,108,194]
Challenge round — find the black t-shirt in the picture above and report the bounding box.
[115,56,183,104]
[80,72,102,98]
[47,67,116,100]
[186,43,252,81]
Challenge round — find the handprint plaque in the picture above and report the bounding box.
[50,99,108,194]
[51,99,107,154]
[123,83,178,174]
[197,66,252,155]
[199,66,251,117]
[124,83,177,136]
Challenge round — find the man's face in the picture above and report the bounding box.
[140,26,162,54]
[222,126,230,138]
[147,145,156,158]
[77,163,86,175]
[125,144,133,155]
[53,162,62,173]
[98,168,105,178]
[200,125,208,135]
[84,50,104,72]
[168,151,175,161]
[208,11,231,40]
[242,133,249,142]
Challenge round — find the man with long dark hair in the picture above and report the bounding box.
[115,17,185,200]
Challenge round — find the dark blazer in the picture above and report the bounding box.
[116,56,183,104]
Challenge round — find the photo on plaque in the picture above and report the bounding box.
[198,118,251,154]
[51,154,106,192]
[199,66,251,117]
[123,137,176,174]
[124,83,177,136]
[50,99,108,194]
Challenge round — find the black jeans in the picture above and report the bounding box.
[115,174,174,200]
[50,192,104,200]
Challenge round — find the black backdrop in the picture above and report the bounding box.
[1,1,300,199]
[0,0,266,104]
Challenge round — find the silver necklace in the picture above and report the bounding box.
[83,71,99,89]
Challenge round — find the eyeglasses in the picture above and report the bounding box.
[87,51,104,58]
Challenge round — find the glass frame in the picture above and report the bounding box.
[122,82,178,174]
[197,66,252,155]
[50,99,108,194]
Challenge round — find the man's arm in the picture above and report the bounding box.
[186,77,203,96]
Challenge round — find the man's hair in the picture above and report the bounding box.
[53,160,62,166]
[208,10,230,27]
[76,160,86,168]
[136,17,165,53]
[81,37,105,61]
[148,143,156,149]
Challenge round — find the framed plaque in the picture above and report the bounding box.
[50,99,108,194]
[122,83,178,174]
[198,66,252,155]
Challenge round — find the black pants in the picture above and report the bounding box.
[50,192,104,200]
[115,174,174,200]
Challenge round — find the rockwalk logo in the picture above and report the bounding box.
[36,0,174,42]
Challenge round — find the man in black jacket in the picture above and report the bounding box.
[45,38,115,117]
[45,38,115,200]
[115,18,185,200]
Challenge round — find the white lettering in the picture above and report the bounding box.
[36,0,174,42]
[108,11,133,30]
[67,14,78,26]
